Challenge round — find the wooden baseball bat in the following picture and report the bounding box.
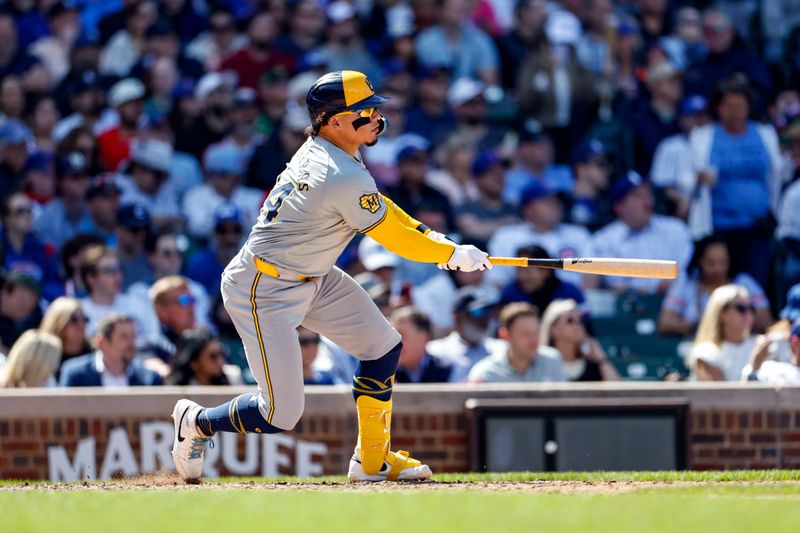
[488,257,679,279]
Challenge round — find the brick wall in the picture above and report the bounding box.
[1,384,799,480]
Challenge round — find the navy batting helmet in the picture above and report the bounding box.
[306,70,389,117]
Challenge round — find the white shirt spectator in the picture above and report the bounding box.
[663,272,769,327]
[52,109,119,143]
[95,350,130,388]
[426,332,507,383]
[182,185,263,239]
[99,30,141,77]
[81,293,159,343]
[487,222,594,287]
[467,344,566,383]
[650,133,692,190]
[116,174,182,220]
[592,215,693,293]
[777,179,800,240]
[688,337,756,382]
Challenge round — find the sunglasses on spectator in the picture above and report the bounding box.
[725,302,754,314]
[11,206,32,216]
[99,265,121,275]
[215,225,243,236]
[174,294,196,307]
[68,313,88,324]
[299,336,320,346]
[335,107,376,119]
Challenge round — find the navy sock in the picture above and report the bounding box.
[197,392,283,435]
[352,342,402,402]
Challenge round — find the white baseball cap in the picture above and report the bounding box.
[108,78,146,107]
[195,71,237,101]
[130,138,173,173]
[447,78,485,108]
[545,10,582,45]
[359,237,399,272]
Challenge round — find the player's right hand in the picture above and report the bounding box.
[438,244,493,272]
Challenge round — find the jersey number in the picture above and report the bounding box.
[264,183,295,223]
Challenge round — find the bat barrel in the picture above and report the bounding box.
[488,257,679,279]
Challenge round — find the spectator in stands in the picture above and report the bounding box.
[128,232,211,328]
[314,1,380,84]
[392,306,453,383]
[297,326,335,385]
[457,149,518,249]
[0,75,24,121]
[247,102,308,191]
[386,145,455,232]
[468,302,566,383]
[185,7,246,71]
[52,71,114,143]
[97,78,146,172]
[405,66,457,148]
[659,7,705,70]
[86,174,122,243]
[447,78,504,150]
[0,119,31,193]
[742,318,800,385]
[57,126,102,176]
[427,286,504,382]
[0,191,61,300]
[0,272,42,354]
[504,130,573,206]
[0,330,62,388]
[210,87,262,167]
[659,236,772,338]
[25,93,59,153]
[183,142,262,239]
[167,330,240,385]
[137,276,198,376]
[34,152,94,249]
[59,234,105,297]
[254,65,292,137]
[22,150,56,208]
[650,94,710,219]
[593,171,692,294]
[0,12,50,93]
[274,0,325,63]
[686,76,783,288]
[496,0,548,90]
[425,132,478,208]
[98,0,157,77]
[29,2,81,87]
[540,299,619,381]
[219,10,295,90]
[415,0,499,84]
[562,139,612,231]
[60,313,162,387]
[186,202,244,300]
[79,245,157,341]
[500,244,585,313]
[40,296,92,369]
[682,9,771,103]
[116,138,182,231]
[174,71,235,160]
[487,181,594,289]
[114,204,153,288]
[687,284,761,381]
[625,61,682,177]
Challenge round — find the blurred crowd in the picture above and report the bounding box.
[1,0,800,389]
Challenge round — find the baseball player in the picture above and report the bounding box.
[171,70,492,482]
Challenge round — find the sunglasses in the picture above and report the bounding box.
[11,206,32,216]
[175,293,196,307]
[68,313,88,324]
[215,225,243,236]
[725,302,754,314]
[334,107,376,119]
[299,336,320,346]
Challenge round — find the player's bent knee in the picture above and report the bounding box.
[263,394,305,431]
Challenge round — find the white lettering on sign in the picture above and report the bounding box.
[46,422,328,481]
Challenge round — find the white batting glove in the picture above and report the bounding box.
[427,230,452,244]
[438,244,493,272]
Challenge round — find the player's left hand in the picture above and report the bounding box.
[438,244,492,272]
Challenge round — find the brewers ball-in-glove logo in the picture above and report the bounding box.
[359,193,381,213]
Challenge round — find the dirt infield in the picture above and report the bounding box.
[5,471,800,494]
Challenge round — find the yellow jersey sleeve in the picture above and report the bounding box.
[363,198,455,264]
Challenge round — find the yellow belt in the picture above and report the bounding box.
[254,256,315,282]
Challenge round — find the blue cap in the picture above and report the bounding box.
[204,144,244,174]
[680,94,708,117]
[171,78,196,100]
[617,20,639,36]
[471,149,502,176]
[0,120,31,145]
[55,151,89,178]
[571,139,607,164]
[519,181,556,206]
[396,145,428,165]
[781,284,800,322]
[214,202,242,227]
[116,204,151,229]
[24,151,53,173]
[610,170,646,204]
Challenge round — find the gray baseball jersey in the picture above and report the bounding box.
[220,135,400,430]
[246,136,387,277]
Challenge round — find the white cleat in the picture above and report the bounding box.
[171,399,213,482]
[348,450,433,482]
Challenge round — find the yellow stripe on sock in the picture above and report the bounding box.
[250,272,276,425]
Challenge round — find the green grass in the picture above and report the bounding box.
[3,472,800,533]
